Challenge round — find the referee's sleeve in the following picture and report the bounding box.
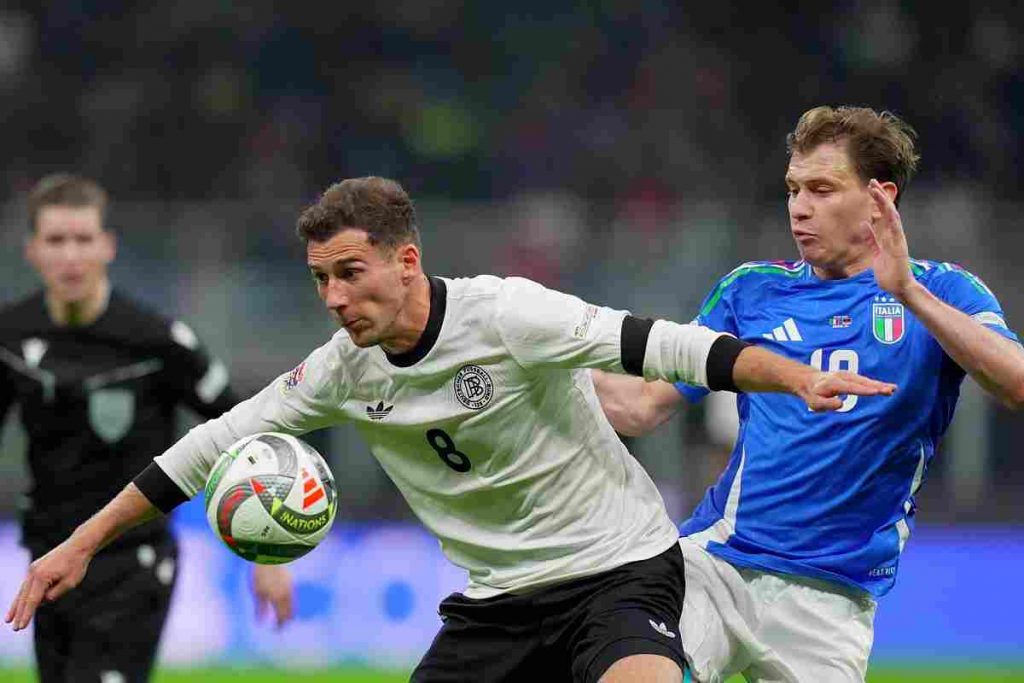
[168,319,237,418]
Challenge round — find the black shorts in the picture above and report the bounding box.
[412,542,687,683]
[33,536,178,683]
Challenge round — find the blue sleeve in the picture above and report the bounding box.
[674,275,742,403]
[927,264,1019,344]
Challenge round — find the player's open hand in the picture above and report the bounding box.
[865,179,914,298]
[5,538,92,631]
[251,564,294,629]
[801,370,897,412]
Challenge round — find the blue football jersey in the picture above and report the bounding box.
[677,259,1020,598]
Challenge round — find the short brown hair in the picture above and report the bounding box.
[296,177,420,250]
[787,106,920,203]
[27,173,108,232]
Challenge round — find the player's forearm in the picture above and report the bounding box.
[731,345,818,396]
[592,370,682,436]
[635,319,743,389]
[66,483,161,557]
[900,282,1024,408]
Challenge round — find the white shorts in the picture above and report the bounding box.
[678,537,877,683]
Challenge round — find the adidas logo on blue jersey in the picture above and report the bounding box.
[762,318,803,342]
[366,401,394,420]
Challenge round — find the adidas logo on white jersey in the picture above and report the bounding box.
[366,401,394,420]
[649,619,677,639]
[762,318,802,342]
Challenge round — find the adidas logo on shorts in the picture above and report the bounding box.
[649,619,676,639]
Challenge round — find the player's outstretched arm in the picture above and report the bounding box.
[732,344,896,412]
[5,482,159,631]
[866,179,1024,410]
[625,318,895,412]
[592,370,684,436]
[893,285,1024,409]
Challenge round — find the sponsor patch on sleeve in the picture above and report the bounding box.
[281,361,306,393]
[573,305,599,339]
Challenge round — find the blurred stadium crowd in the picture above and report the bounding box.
[0,1,1022,523]
[0,2,1022,202]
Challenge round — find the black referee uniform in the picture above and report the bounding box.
[0,289,236,683]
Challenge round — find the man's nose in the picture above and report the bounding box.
[323,279,349,308]
[789,191,812,219]
[58,241,83,261]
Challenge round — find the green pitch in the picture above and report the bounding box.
[2,665,1024,681]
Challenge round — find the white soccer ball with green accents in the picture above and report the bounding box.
[204,432,337,564]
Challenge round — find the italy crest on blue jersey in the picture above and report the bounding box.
[676,259,1019,598]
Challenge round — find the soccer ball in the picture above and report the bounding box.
[204,432,337,564]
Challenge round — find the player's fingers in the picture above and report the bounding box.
[9,579,33,630]
[810,395,843,412]
[4,580,27,625]
[869,180,902,229]
[274,593,293,628]
[865,208,892,247]
[12,575,47,631]
[831,372,897,394]
[44,578,72,603]
[829,377,890,396]
[868,179,890,208]
[254,593,267,620]
[864,221,881,254]
[836,381,884,396]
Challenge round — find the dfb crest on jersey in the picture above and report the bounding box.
[872,298,905,344]
[453,364,494,410]
[88,388,135,443]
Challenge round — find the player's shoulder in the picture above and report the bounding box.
[106,289,227,359]
[912,258,994,292]
[104,289,195,346]
[719,259,808,283]
[439,274,569,338]
[441,274,554,315]
[700,260,807,312]
[0,290,46,328]
[439,273,507,300]
[305,329,351,373]
[106,289,173,327]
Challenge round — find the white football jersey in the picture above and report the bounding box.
[156,275,715,597]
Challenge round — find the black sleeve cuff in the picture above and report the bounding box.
[133,462,190,514]
[706,335,751,392]
[621,315,655,376]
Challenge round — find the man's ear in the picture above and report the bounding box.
[880,180,898,204]
[869,180,899,220]
[398,243,421,284]
[24,234,38,271]
[102,229,117,265]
